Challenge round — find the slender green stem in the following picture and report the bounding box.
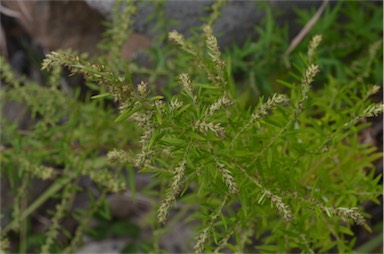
[249,118,294,167]
[2,174,76,236]
[229,124,248,148]
[19,192,27,254]
[63,189,108,253]
[354,232,383,253]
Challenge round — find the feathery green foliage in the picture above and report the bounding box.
[1,1,382,253]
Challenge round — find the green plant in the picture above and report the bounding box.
[228,5,289,97]
[228,1,383,99]
[0,1,142,252]
[0,54,137,252]
[1,1,382,253]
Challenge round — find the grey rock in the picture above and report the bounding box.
[75,238,130,254]
[85,0,324,48]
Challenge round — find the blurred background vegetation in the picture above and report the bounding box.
[1,0,382,253]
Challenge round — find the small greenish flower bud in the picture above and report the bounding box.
[179,73,193,94]
[193,120,226,139]
[363,103,384,117]
[157,159,186,224]
[209,96,233,116]
[20,159,55,180]
[88,169,126,192]
[303,64,320,88]
[107,149,132,164]
[295,64,319,113]
[264,191,293,223]
[307,34,322,61]
[155,99,164,110]
[202,25,213,35]
[168,31,196,55]
[134,149,154,168]
[204,25,225,70]
[157,195,172,225]
[131,112,152,128]
[251,94,289,124]
[170,98,183,111]
[367,85,380,96]
[216,160,238,194]
[139,127,153,146]
[194,228,209,254]
[169,30,186,47]
[171,159,186,196]
[334,207,366,226]
[137,81,148,97]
